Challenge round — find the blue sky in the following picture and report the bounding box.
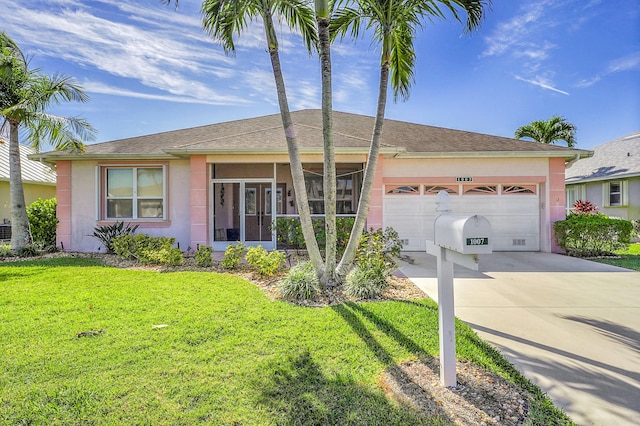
[2,0,639,150]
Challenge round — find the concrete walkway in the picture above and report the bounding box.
[398,251,640,426]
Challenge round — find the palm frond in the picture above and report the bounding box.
[515,115,577,147]
[201,0,258,55]
[277,0,318,53]
[24,112,95,153]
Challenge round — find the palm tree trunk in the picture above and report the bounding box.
[263,9,324,276]
[316,5,337,286]
[337,63,390,277]
[8,121,32,249]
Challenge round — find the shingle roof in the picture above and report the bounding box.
[36,109,590,160]
[0,138,57,185]
[566,132,640,184]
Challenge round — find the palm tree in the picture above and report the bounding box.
[0,32,95,250]
[162,0,326,277]
[514,115,577,147]
[331,0,489,277]
[314,0,338,284]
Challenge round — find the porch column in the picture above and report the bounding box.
[56,160,72,251]
[367,154,385,230]
[549,157,566,253]
[190,155,209,248]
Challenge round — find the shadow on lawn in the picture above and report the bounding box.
[256,350,442,425]
[254,301,465,424]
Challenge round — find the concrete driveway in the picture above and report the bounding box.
[398,251,640,426]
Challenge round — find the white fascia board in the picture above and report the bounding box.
[29,153,177,162]
[394,150,592,160]
[163,147,401,156]
[566,172,640,184]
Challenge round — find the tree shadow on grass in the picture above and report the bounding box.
[255,350,446,425]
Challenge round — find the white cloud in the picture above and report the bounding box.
[577,51,640,88]
[83,81,249,105]
[515,75,569,95]
[0,0,312,106]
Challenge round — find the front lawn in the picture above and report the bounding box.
[590,243,640,271]
[0,257,571,424]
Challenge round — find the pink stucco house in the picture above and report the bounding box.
[35,110,590,253]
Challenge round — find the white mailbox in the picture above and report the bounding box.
[434,214,492,255]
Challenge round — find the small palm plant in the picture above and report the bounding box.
[91,222,139,253]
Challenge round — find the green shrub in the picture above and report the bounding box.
[554,213,633,257]
[278,261,320,300]
[344,263,388,299]
[246,245,286,276]
[195,245,213,267]
[0,244,14,257]
[344,227,402,299]
[26,197,58,248]
[112,234,183,265]
[273,217,355,254]
[222,243,246,270]
[16,244,38,258]
[357,227,403,260]
[140,246,184,266]
[92,222,139,253]
[111,234,137,259]
[632,219,640,239]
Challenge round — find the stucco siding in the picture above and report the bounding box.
[577,176,640,221]
[67,159,192,252]
[382,157,549,178]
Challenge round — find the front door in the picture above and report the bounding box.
[244,182,272,243]
[212,179,277,249]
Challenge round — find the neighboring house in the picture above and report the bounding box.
[0,138,57,238]
[35,110,590,253]
[566,131,640,220]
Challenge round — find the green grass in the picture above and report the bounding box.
[590,243,640,271]
[0,258,572,425]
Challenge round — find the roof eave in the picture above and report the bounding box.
[28,153,178,162]
[393,150,591,159]
[566,171,640,184]
[163,147,402,156]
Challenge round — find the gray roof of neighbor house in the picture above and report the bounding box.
[0,138,57,185]
[566,132,640,184]
[34,109,591,161]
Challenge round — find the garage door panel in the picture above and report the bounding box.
[497,199,538,214]
[386,218,432,251]
[488,215,538,233]
[384,190,540,252]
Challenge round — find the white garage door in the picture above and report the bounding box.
[383,184,540,251]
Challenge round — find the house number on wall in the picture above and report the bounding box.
[456,177,473,182]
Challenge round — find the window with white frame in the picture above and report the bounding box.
[565,185,584,213]
[605,181,626,207]
[104,166,165,219]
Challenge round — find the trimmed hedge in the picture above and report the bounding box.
[112,234,183,266]
[554,214,633,257]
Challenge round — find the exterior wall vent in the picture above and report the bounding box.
[512,239,526,246]
[400,239,409,246]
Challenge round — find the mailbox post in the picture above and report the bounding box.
[426,191,492,387]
